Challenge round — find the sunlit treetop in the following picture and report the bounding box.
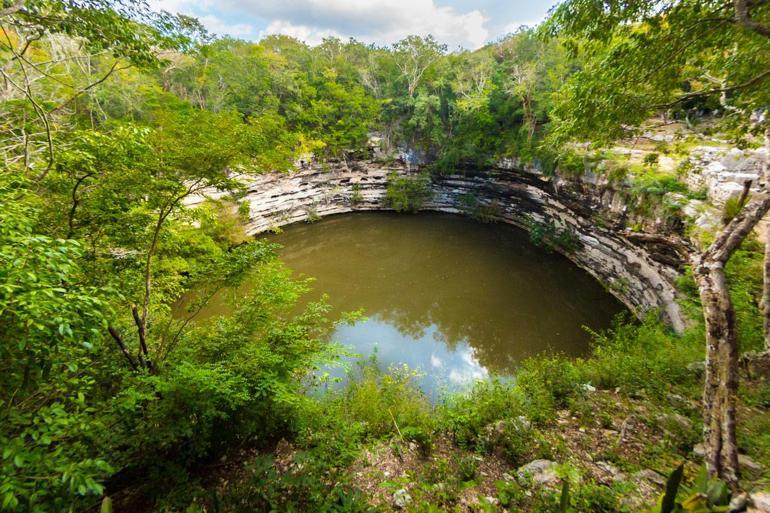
[543,0,770,145]
[2,0,206,67]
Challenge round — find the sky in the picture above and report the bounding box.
[148,0,557,50]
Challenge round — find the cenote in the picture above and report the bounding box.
[191,212,625,397]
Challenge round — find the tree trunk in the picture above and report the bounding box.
[764,228,770,351]
[694,194,770,485]
[762,127,770,351]
[693,260,737,482]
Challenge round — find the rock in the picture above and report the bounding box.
[393,489,412,509]
[750,491,770,513]
[632,469,666,488]
[693,443,705,458]
[596,461,626,482]
[517,459,559,486]
[739,454,763,473]
[515,415,532,431]
[666,393,688,408]
[581,383,597,393]
[201,161,687,334]
[729,492,749,513]
[484,496,500,506]
[692,447,761,473]
[657,412,693,433]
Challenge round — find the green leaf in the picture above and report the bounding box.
[559,480,570,512]
[661,464,684,513]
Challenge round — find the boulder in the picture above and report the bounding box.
[596,461,626,482]
[750,492,770,513]
[393,489,412,509]
[517,459,559,486]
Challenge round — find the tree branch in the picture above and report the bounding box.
[0,0,25,17]
[131,304,154,373]
[108,326,138,371]
[49,61,131,115]
[735,0,770,38]
[704,192,770,264]
[656,68,770,108]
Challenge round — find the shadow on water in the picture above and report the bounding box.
[184,212,626,398]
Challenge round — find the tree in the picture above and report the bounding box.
[545,0,770,484]
[392,35,446,99]
[0,0,192,179]
[497,28,571,144]
[0,175,114,510]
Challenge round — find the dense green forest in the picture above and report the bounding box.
[1,0,770,512]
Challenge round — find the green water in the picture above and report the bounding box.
[195,212,625,395]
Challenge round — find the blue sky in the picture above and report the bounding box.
[149,0,557,50]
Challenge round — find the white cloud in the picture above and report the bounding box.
[448,349,488,383]
[259,20,341,46]
[247,0,489,49]
[151,0,490,49]
[198,15,254,37]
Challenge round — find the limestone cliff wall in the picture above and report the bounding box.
[187,161,687,332]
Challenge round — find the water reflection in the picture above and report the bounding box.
[326,317,492,399]
[190,213,625,396]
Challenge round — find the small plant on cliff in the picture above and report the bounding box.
[306,204,321,223]
[458,192,500,223]
[385,172,433,213]
[350,184,363,206]
[526,217,579,253]
[643,152,660,167]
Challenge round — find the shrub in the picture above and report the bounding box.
[526,217,580,253]
[556,149,589,178]
[457,454,480,482]
[350,184,363,206]
[385,173,433,213]
[484,418,537,466]
[722,194,747,225]
[581,316,703,397]
[643,152,660,167]
[402,426,433,456]
[516,356,582,421]
[457,191,500,223]
[340,360,434,439]
[440,379,524,448]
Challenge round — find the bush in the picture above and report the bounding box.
[339,360,434,439]
[643,152,660,167]
[440,379,524,448]
[457,192,500,223]
[580,316,703,397]
[402,426,434,456]
[385,173,433,213]
[526,217,580,253]
[516,356,582,421]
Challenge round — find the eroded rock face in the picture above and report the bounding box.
[186,160,687,332]
[686,146,768,204]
